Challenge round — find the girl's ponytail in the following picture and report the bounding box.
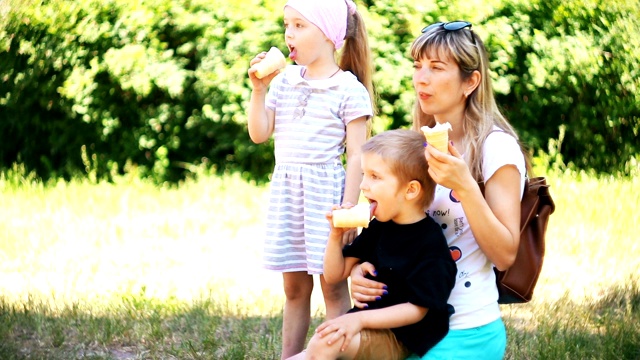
[340,10,376,118]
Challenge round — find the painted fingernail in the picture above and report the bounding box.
[375,296,381,301]
[423,142,428,148]
[364,304,369,308]
[373,270,377,276]
[383,285,388,290]
[450,141,454,145]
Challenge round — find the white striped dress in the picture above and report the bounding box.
[263,65,373,274]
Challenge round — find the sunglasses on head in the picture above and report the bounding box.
[421,21,476,46]
[421,21,472,33]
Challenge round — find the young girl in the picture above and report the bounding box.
[247,1,374,358]
[349,21,527,359]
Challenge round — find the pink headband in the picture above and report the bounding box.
[285,0,357,50]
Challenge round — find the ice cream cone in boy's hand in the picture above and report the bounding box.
[421,122,453,153]
[332,203,372,229]
[252,47,287,79]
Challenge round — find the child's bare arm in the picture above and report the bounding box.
[323,208,361,284]
[323,229,360,284]
[247,52,277,144]
[357,302,427,329]
[341,117,367,244]
[314,303,427,352]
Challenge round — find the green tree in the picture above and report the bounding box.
[1,0,638,183]
[488,0,640,174]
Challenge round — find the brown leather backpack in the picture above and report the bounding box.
[480,176,556,304]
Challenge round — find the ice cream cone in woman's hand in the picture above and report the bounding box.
[252,47,287,79]
[421,122,452,153]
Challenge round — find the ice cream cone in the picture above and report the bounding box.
[424,131,449,153]
[421,122,452,153]
[253,47,287,79]
[332,204,371,228]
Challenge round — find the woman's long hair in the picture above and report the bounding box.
[410,25,530,180]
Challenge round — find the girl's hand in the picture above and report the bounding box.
[349,262,387,309]
[248,52,280,90]
[315,313,363,352]
[424,141,476,193]
[341,228,358,246]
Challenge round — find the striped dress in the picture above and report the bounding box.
[263,65,373,274]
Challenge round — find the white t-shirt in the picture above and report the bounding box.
[265,65,372,165]
[426,129,526,329]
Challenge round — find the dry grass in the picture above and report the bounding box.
[0,169,638,359]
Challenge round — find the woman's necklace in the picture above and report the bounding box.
[301,67,341,79]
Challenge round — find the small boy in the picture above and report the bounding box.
[287,129,457,360]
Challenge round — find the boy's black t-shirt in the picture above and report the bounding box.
[342,215,457,356]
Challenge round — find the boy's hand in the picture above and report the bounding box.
[325,204,350,241]
[315,312,363,352]
[337,202,359,245]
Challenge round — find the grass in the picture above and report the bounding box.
[0,168,639,359]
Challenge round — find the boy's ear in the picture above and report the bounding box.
[405,180,422,201]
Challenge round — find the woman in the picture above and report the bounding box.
[349,21,527,359]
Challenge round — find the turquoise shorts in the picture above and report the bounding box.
[406,318,506,360]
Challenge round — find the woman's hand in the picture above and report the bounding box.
[349,262,387,309]
[424,141,476,194]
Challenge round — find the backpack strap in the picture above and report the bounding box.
[477,177,555,234]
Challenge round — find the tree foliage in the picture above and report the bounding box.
[488,0,640,174]
[0,0,638,183]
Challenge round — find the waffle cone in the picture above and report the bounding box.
[423,130,449,153]
[253,47,287,79]
[332,204,371,228]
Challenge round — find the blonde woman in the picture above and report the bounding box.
[349,21,527,359]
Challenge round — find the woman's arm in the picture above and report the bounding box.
[468,165,521,270]
[425,143,521,270]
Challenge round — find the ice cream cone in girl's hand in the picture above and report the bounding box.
[421,122,453,153]
[252,47,287,79]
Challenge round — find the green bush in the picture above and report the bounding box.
[0,0,638,183]
[0,0,282,183]
[488,0,640,175]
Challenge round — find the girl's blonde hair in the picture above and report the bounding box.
[341,9,376,134]
[410,24,529,181]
